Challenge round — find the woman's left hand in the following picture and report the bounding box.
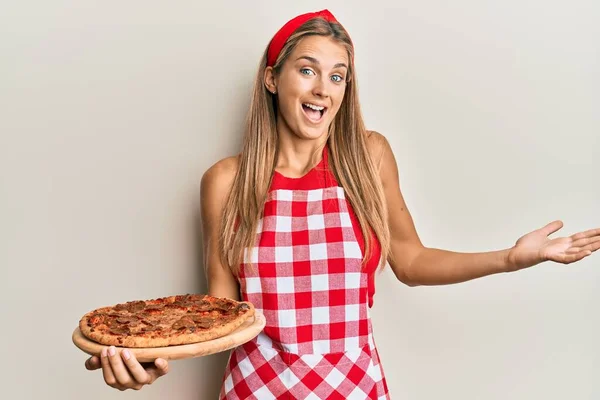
[507,220,600,271]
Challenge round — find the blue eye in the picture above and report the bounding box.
[300,68,315,76]
[331,75,344,83]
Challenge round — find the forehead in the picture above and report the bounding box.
[289,35,349,66]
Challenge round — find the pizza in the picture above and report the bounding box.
[79,294,255,348]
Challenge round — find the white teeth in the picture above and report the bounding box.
[303,103,325,111]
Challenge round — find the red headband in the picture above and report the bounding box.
[267,9,347,67]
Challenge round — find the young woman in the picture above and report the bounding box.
[84,9,600,399]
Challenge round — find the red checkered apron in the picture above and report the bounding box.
[220,146,390,399]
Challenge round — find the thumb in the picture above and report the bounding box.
[154,358,170,375]
[539,220,563,237]
[85,356,101,370]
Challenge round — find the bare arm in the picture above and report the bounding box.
[200,156,241,300]
[370,132,600,286]
[368,131,511,287]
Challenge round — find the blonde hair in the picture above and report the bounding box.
[219,17,390,274]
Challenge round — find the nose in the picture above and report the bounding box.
[312,75,330,98]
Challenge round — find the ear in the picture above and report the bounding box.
[264,66,277,94]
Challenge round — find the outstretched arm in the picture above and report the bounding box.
[368,132,600,287]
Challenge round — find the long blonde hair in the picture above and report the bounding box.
[219,17,390,275]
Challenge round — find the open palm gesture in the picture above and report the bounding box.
[507,220,600,271]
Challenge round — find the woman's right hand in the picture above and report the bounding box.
[84,346,169,391]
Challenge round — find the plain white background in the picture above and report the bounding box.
[1,1,598,399]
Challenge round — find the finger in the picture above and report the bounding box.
[540,220,564,236]
[571,236,600,248]
[107,346,136,387]
[558,251,591,264]
[581,239,600,253]
[571,228,600,240]
[100,347,119,387]
[581,241,600,254]
[566,240,600,255]
[85,356,101,370]
[590,241,600,252]
[571,251,592,262]
[120,350,152,385]
[142,358,170,382]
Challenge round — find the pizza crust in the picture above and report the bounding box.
[79,295,255,348]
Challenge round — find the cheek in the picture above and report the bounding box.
[276,97,299,125]
[330,92,346,115]
[281,87,305,114]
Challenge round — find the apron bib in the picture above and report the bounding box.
[220,147,389,399]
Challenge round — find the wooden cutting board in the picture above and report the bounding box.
[72,311,266,362]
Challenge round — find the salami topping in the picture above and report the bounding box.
[172,317,196,330]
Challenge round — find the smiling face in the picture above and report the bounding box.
[265,35,350,142]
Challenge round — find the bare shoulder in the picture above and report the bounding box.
[365,130,394,179]
[200,155,239,201]
[366,128,386,145]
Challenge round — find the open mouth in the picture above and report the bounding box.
[301,102,327,123]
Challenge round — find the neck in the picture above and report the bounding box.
[275,128,328,178]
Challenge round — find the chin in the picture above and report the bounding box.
[296,125,329,141]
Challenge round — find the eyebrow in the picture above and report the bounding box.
[296,56,348,70]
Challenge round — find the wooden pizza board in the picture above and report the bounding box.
[72,311,266,362]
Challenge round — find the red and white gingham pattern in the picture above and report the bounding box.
[220,148,389,399]
[221,331,388,399]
